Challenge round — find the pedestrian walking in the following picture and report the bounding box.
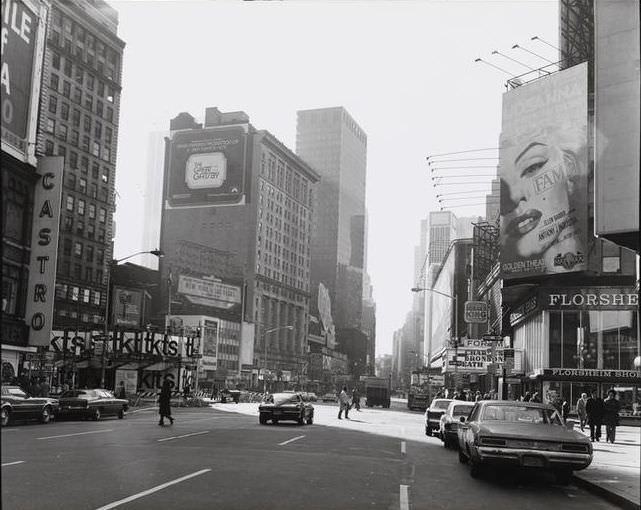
[338,386,351,420]
[530,391,541,403]
[351,387,361,411]
[115,381,126,399]
[29,377,41,397]
[602,389,621,444]
[39,377,50,397]
[576,393,588,431]
[586,390,604,442]
[158,380,174,426]
[561,400,570,422]
[523,391,531,402]
[183,383,191,399]
[475,391,482,402]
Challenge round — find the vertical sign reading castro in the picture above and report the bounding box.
[1,0,46,164]
[25,157,63,345]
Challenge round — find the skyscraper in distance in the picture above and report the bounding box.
[295,107,368,335]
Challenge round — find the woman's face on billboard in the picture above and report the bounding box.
[500,140,571,258]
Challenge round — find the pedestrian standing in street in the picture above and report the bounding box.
[338,386,350,420]
[158,380,174,426]
[602,389,621,444]
[561,400,570,422]
[586,390,604,442]
[352,387,361,411]
[115,381,126,399]
[39,377,50,397]
[523,391,531,402]
[531,391,541,403]
[475,391,482,402]
[30,377,41,397]
[576,393,588,431]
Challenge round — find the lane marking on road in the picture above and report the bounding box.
[400,484,409,510]
[401,441,407,455]
[157,430,209,442]
[2,428,19,432]
[37,429,113,440]
[278,435,305,446]
[2,461,25,467]
[129,407,158,414]
[95,468,211,510]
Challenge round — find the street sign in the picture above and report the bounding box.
[482,335,503,342]
[464,301,488,324]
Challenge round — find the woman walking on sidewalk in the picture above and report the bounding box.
[158,380,174,426]
[603,389,621,444]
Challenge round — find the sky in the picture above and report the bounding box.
[112,0,559,356]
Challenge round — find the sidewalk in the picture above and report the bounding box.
[572,426,640,510]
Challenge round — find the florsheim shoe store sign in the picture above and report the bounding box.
[539,368,641,382]
[510,287,638,326]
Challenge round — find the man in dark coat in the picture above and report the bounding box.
[158,380,174,426]
[602,389,621,444]
[585,390,604,442]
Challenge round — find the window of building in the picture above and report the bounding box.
[63,238,72,255]
[64,58,72,77]
[84,95,93,111]
[80,156,88,173]
[62,81,70,97]
[50,73,59,91]
[106,107,113,122]
[58,124,67,141]
[75,220,84,236]
[97,248,104,264]
[82,135,90,151]
[88,203,96,219]
[86,74,95,91]
[94,121,102,139]
[87,222,95,239]
[98,228,105,242]
[90,183,97,199]
[73,87,82,104]
[45,140,54,155]
[92,142,100,157]
[105,127,113,144]
[78,177,87,194]
[72,109,80,127]
[60,102,69,120]
[55,283,68,300]
[66,173,76,189]
[92,162,99,179]
[106,86,114,103]
[75,66,83,85]
[96,100,103,117]
[83,115,91,133]
[70,130,79,145]
[63,216,73,232]
[98,207,106,223]
[92,290,101,306]
[74,242,83,257]
[102,146,111,162]
[52,52,61,69]
[48,95,57,114]
[58,145,66,159]
[73,264,81,279]
[45,118,55,133]
[69,151,78,168]
[101,168,109,183]
[82,288,90,303]
[77,199,85,216]
[97,81,104,97]
[86,245,94,262]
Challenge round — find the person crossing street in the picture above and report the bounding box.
[338,386,351,420]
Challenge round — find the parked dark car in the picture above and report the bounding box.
[424,398,453,436]
[457,401,592,484]
[321,393,337,402]
[220,389,241,403]
[1,385,59,426]
[57,389,129,421]
[259,392,314,425]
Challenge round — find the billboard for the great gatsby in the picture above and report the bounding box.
[499,63,588,279]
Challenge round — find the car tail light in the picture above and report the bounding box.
[479,437,507,447]
[561,443,589,453]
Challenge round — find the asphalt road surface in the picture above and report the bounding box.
[1,404,616,510]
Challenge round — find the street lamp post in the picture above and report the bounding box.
[100,249,163,388]
[262,325,294,394]
[411,286,459,404]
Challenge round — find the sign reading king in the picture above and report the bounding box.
[25,157,64,345]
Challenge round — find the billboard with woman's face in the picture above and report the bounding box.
[499,63,588,280]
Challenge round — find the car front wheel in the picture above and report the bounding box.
[118,409,125,419]
[425,426,432,436]
[298,412,305,425]
[1,408,10,427]
[306,413,314,425]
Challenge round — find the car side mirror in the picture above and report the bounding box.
[460,416,466,423]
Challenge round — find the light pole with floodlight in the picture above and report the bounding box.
[100,249,164,388]
[262,325,294,393]
[411,286,459,404]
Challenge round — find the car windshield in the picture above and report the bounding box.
[433,400,451,410]
[452,405,474,416]
[5,387,27,398]
[481,405,563,425]
[272,394,298,405]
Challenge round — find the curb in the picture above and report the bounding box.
[573,474,641,510]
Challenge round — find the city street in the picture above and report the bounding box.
[1,404,618,510]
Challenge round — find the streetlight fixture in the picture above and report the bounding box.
[99,249,164,387]
[263,325,294,394]
[411,286,459,404]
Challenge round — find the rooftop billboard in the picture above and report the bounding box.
[499,63,588,280]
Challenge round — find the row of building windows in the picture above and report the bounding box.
[55,283,102,307]
[57,260,104,286]
[260,152,313,208]
[64,194,108,223]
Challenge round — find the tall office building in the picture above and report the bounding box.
[159,108,319,386]
[38,0,125,331]
[295,107,368,339]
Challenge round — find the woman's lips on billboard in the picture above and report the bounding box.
[507,209,542,237]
